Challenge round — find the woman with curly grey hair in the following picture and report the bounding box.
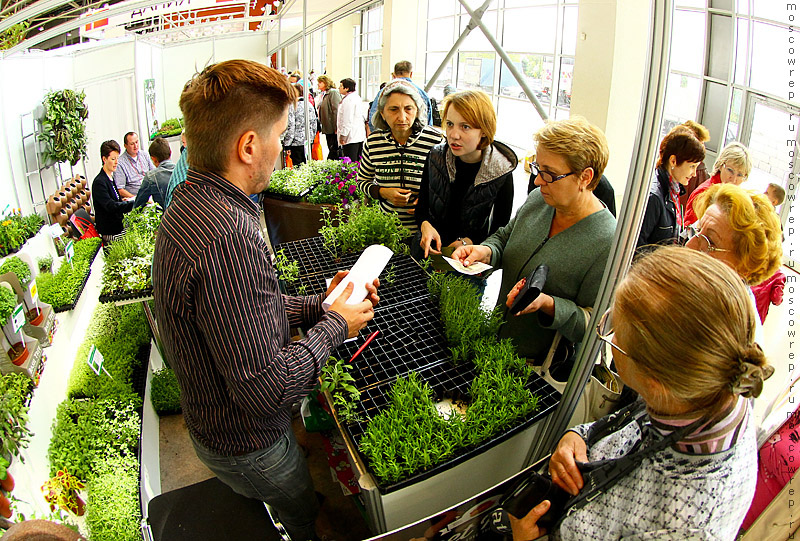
[357,79,442,231]
[510,246,773,541]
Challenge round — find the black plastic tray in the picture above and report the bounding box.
[99,288,154,304]
[335,299,449,390]
[346,371,561,494]
[264,182,320,203]
[51,269,92,313]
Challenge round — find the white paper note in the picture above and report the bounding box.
[322,244,393,311]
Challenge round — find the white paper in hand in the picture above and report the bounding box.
[322,244,393,311]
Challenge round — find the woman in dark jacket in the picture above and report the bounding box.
[93,140,133,245]
[416,89,515,258]
[636,127,705,249]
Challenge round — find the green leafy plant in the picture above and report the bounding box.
[0,218,26,257]
[38,89,89,166]
[42,470,86,516]
[0,21,29,51]
[319,202,411,259]
[37,254,53,274]
[0,256,32,286]
[0,286,17,326]
[0,373,34,459]
[67,303,150,400]
[37,237,101,309]
[48,396,142,481]
[151,367,182,415]
[151,117,183,139]
[100,205,162,296]
[383,263,397,287]
[320,356,361,424]
[85,457,141,541]
[274,249,300,284]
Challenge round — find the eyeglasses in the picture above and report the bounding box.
[531,161,577,184]
[686,225,730,254]
[724,166,747,180]
[595,308,629,358]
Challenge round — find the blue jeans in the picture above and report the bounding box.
[191,430,319,541]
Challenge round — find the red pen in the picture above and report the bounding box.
[348,330,380,363]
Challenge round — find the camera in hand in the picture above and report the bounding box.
[509,264,549,314]
[499,471,571,529]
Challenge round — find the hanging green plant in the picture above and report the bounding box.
[0,21,29,51]
[38,89,89,166]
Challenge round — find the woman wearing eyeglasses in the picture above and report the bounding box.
[685,183,782,346]
[636,127,705,249]
[683,141,752,226]
[452,117,615,367]
[415,89,516,257]
[509,247,772,541]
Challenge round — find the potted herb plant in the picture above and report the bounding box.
[0,256,41,326]
[37,255,53,275]
[0,286,27,365]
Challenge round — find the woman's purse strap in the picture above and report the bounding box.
[557,404,707,525]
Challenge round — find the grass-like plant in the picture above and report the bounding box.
[151,367,181,415]
[0,373,34,459]
[427,272,503,363]
[319,202,410,259]
[274,248,300,284]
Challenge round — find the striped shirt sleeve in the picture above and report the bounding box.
[194,231,348,418]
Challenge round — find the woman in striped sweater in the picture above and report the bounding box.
[357,80,443,231]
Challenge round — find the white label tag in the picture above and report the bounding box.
[29,282,38,305]
[48,224,63,238]
[87,345,104,376]
[65,240,75,263]
[11,304,25,333]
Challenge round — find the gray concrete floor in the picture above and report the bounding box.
[158,412,372,540]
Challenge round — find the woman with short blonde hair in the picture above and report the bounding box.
[316,75,341,156]
[511,246,772,540]
[684,141,752,224]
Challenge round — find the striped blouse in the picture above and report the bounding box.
[152,169,348,455]
[357,125,442,230]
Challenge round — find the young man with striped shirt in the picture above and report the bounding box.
[358,79,443,231]
[152,60,379,541]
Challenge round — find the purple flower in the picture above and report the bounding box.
[348,185,356,195]
[338,181,345,189]
[341,156,352,164]
[342,197,349,205]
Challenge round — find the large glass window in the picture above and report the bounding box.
[425,0,578,151]
[665,3,799,264]
[355,3,383,99]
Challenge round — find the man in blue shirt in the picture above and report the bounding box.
[368,60,433,131]
[134,137,174,208]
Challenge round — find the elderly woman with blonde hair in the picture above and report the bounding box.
[453,117,616,371]
[684,141,753,225]
[510,247,773,540]
[686,183,783,344]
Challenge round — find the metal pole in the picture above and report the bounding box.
[526,0,675,464]
[457,0,548,120]
[302,0,311,161]
[423,0,493,94]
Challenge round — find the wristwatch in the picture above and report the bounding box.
[456,237,467,246]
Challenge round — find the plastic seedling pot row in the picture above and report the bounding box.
[337,299,450,390]
[98,287,154,304]
[275,237,361,279]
